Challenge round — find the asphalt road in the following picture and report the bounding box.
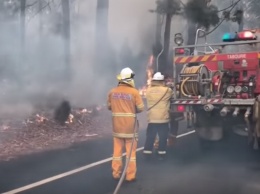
[1,123,260,194]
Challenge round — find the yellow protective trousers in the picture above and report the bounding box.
[112,137,137,181]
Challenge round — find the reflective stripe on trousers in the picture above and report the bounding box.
[113,132,138,138]
[143,150,152,154]
[112,113,136,117]
[112,137,137,181]
[144,123,169,154]
[158,151,166,155]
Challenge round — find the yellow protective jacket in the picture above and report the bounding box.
[107,83,144,138]
[146,81,173,123]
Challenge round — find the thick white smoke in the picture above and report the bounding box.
[0,0,157,118]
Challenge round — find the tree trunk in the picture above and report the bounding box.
[187,0,210,55]
[238,1,244,31]
[155,13,162,45]
[159,12,171,74]
[20,0,26,58]
[62,0,71,81]
[95,0,110,102]
[18,0,26,85]
[238,19,243,31]
[95,0,109,71]
[38,0,43,36]
[153,13,163,66]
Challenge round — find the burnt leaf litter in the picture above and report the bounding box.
[0,102,111,161]
[0,100,147,162]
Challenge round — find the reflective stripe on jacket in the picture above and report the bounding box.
[146,81,173,123]
[107,83,144,138]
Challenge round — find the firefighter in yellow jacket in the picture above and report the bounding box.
[107,67,144,182]
[143,72,172,160]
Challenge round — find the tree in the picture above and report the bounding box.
[95,0,109,73]
[152,0,244,65]
[94,0,111,101]
[185,0,219,30]
[0,0,20,20]
[153,0,181,73]
[61,0,71,81]
[152,0,220,72]
[38,0,43,35]
[20,0,26,56]
[185,0,219,53]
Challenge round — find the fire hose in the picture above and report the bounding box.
[180,65,222,97]
[180,65,204,97]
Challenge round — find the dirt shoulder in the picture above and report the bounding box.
[0,108,147,162]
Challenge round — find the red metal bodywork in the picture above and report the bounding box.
[204,52,260,94]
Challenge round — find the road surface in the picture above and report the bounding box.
[1,123,260,194]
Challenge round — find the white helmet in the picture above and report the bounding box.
[117,67,135,80]
[152,72,164,81]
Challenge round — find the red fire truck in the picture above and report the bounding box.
[171,29,260,150]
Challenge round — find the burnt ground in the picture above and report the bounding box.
[0,107,148,162]
[1,121,260,194]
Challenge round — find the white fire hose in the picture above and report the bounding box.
[113,117,138,194]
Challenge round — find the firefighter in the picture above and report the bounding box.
[154,81,179,149]
[143,72,173,160]
[154,80,177,148]
[107,67,144,182]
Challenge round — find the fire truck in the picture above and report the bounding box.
[171,29,260,150]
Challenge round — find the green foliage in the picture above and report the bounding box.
[185,0,220,30]
[153,0,221,30]
[155,0,182,16]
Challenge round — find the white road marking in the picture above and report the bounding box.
[3,130,195,194]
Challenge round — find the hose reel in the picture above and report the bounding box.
[179,64,211,97]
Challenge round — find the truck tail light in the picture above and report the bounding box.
[177,105,185,112]
[175,48,185,55]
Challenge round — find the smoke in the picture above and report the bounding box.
[107,0,156,86]
[242,0,260,29]
[108,0,156,56]
[185,0,220,30]
[0,0,156,119]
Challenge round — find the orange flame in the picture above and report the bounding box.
[147,55,154,87]
[148,55,153,65]
[35,114,48,123]
[139,55,154,97]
